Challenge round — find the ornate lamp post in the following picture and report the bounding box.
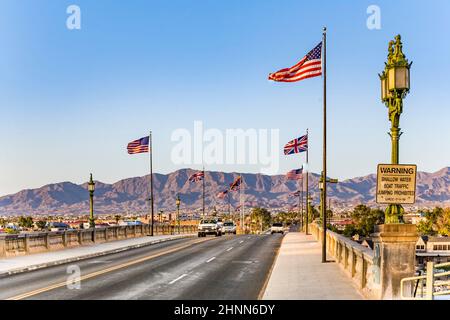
[379,35,412,224]
[87,173,96,229]
[176,194,181,234]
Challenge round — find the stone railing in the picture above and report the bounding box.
[309,222,382,299]
[0,224,197,258]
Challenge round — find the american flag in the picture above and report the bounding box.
[230,176,242,191]
[188,171,204,182]
[290,191,301,197]
[217,190,229,199]
[268,42,322,82]
[127,136,149,154]
[286,167,303,180]
[284,134,308,155]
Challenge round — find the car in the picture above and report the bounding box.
[271,222,284,234]
[198,219,222,237]
[216,218,224,231]
[222,221,237,234]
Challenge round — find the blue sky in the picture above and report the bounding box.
[0,0,449,196]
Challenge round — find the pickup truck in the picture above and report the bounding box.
[198,219,222,237]
[270,222,284,234]
[222,221,237,234]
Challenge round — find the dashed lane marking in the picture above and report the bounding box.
[169,274,188,284]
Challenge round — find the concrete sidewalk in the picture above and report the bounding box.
[262,232,364,300]
[0,233,195,277]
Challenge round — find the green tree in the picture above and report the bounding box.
[250,207,271,232]
[18,216,33,229]
[35,220,47,230]
[417,207,450,236]
[347,205,385,237]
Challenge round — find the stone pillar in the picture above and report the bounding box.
[62,231,68,247]
[0,236,6,257]
[24,234,30,253]
[371,224,418,300]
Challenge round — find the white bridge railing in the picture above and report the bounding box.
[401,261,450,300]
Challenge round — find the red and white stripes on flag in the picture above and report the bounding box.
[188,171,204,182]
[268,42,322,82]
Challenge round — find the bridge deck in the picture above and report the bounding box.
[262,231,364,300]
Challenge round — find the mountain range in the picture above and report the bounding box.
[0,167,449,216]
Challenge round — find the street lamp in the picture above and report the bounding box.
[379,34,412,224]
[87,173,95,229]
[176,194,181,234]
[307,195,313,225]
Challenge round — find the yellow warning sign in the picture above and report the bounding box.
[376,164,417,204]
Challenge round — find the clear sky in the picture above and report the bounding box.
[0,0,449,196]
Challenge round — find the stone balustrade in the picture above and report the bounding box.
[0,224,197,258]
[309,222,382,299]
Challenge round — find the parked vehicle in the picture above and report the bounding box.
[198,219,222,237]
[271,222,284,234]
[222,221,237,234]
[48,222,71,232]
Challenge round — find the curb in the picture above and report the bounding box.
[0,234,195,278]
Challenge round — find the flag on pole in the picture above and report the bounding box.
[286,167,304,180]
[188,171,205,182]
[284,134,308,155]
[127,136,150,154]
[217,190,229,199]
[229,176,242,191]
[268,42,323,82]
[290,191,301,197]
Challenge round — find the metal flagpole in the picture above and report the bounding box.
[149,131,154,236]
[228,192,231,217]
[202,166,205,217]
[300,176,304,230]
[321,27,328,263]
[305,128,309,235]
[297,179,301,231]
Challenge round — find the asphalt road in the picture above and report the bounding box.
[0,233,283,300]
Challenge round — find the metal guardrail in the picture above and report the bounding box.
[401,261,450,300]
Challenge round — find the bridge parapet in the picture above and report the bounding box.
[309,222,382,299]
[0,224,197,258]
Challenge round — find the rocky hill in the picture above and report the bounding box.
[0,167,448,216]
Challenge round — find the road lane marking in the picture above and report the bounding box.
[226,247,233,252]
[5,237,212,300]
[239,240,244,244]
[169,273,188,284]
[206,257,216,263]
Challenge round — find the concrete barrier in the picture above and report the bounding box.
[0,224,197,258]
[309,222,382,299]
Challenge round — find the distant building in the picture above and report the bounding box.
[404,212,426,225]
[416,236,450,265]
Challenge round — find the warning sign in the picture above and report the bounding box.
[376,164,417,204]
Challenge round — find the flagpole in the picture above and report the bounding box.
[297,178,301,231]
[321,26,328,263]
[202,166,205,218]
[149,131,154,236]
[305,128,309,235]
[300,176,304,231]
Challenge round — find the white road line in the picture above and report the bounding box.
[239,240,244,244]
[226,247,233,252]
[206,257,216,263]
[169,274,188,284]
